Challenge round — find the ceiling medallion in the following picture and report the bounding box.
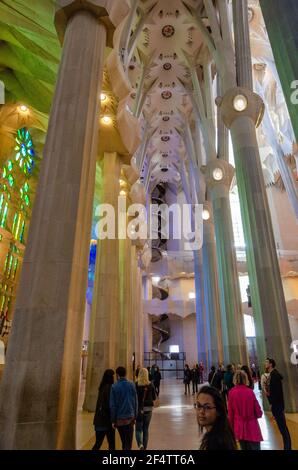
[162,25,175,38]
[162,116,170,121]
[161,90,172,100]
[161,136,170,142]
[163,63,172,71]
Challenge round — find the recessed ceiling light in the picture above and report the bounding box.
[100,93,107,101]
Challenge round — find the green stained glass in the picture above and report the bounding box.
[12,213,18,235]
[4,254,8,273]
[7,255,13,278]
[7,161,13,171]
[0,234,2,241]
[24,195,30,207]
[20,221,25,244]
[14,128,36,176]
[2,168,6,178]
[15,215,21,240]
[8,175,14,187]
[24,182,29,192]
[12,258,18,280]
[0,203,8,228]
[3,184,7,191]
[0,194,3,213]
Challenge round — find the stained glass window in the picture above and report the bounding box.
[15,128,35,176]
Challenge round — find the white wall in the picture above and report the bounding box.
[159,314,198,365]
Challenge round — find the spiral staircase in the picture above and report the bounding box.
[151,183,167,262]
[151,280,171,358]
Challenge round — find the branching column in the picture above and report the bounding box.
[202,201,224,366]
[204,160,247,365]
[216,0,298,411]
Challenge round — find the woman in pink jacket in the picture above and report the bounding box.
[228,370,263,450]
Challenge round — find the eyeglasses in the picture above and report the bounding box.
[194,403,216,412]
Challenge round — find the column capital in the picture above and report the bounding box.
[202,159,235,198]
[216,86,264,129]
[55,0,115,46]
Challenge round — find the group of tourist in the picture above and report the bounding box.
[92,358,292,451]
[92,366,158,451]
[183,363,205,394]
[197,358,291,450]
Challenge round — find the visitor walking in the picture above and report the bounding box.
[183,364,192,395]
[153,366,161,397]
[191,364,199,394]
[110,366,138,450]
[228,370,263,450]
[135,368,156,450]
[92,369,115,450]
[267,358,292,450]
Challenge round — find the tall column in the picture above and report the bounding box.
[194,250,209,369]
[0,2,111,448]
[204,160,247,365]
[202,202,224,366]
[217,0,298,411]
[260,0,298,143]
[83,152,121,411]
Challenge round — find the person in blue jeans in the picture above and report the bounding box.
[135,368,156,450]
[267,358,292,450]
[110,366,138,450]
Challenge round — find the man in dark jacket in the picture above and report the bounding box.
[110,366,138,450]
[268,358,292,450]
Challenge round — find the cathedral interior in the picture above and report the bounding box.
[0,0,298,451]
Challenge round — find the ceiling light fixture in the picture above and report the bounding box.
[233,94,248,112]
[202,209,210,220]
[212,168,224,181]
[101,115,112,125]
[100,93,107,102]
[119,190,126,196]
[19,105,28,113]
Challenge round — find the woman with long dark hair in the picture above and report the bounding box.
[92,369,115,450]
[195,385,237,450]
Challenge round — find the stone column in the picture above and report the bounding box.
[132,246,143,369]
[83,152,121,411]
[215,0,298,411]
[194,250,209,369]
[202,202,224,366]
[204,160,248,365]
[0,2,111,448]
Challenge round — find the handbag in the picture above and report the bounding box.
[139,386,148,415]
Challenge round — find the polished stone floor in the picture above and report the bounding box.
[77,379,298,450]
